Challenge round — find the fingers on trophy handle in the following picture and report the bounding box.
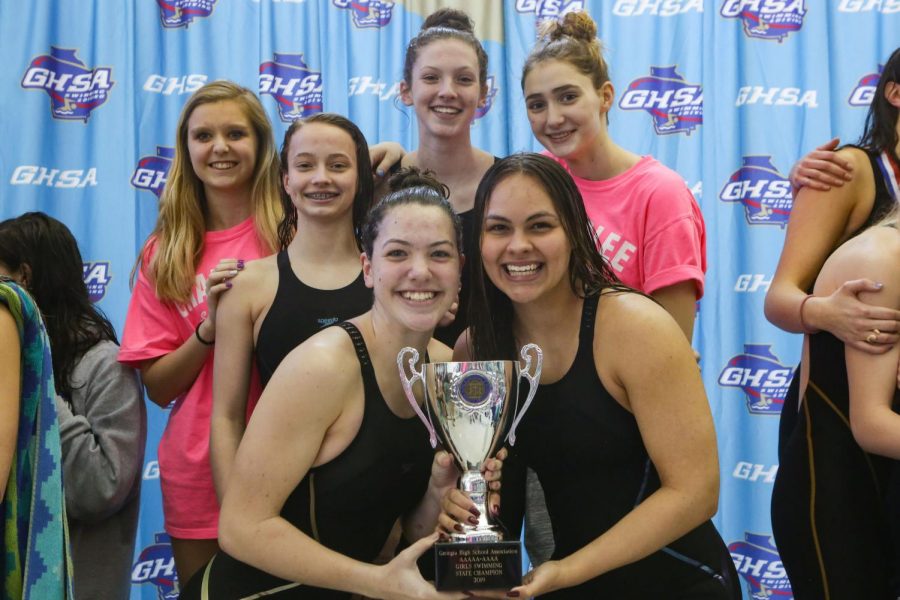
[507,343,543,446]
[397,347,438,448]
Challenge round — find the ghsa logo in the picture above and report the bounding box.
[332,0,394,29]
[259,53,323,123]
[849,65,881,107]
[21,47,113,122]
[156,0,217,29]
[719,344,794,415]
[729,533,793,599]
[82,262,111,303]
[720,156,792,227]
[132,146,175,198]
[720,0,806,42]
[132,532,178,600]
[475,75,499,121]
[618,66,702,135]
[515,0,585,27]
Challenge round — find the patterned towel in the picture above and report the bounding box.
[1,278,73,599]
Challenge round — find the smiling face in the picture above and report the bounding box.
[186,100,258,196]
[400,39,486,140]
[480,173,572,306]
[362,203,461,333]
[282,122,358,223]
[523,59,612,163]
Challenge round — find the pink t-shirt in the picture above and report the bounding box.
[548,153,706,297]
[119,217,268,538]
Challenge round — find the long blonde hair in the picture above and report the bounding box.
[134,80,282,303]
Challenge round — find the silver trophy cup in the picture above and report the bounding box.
[398,344,542,543]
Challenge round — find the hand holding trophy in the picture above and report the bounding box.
[398,344,543,591]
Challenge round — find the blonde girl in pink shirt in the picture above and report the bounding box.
[119,80,282,586]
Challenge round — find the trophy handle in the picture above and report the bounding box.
[397,347,438,448]
[506,343,543,446]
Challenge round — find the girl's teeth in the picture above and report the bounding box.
[402,291,435,301]
[507,264,539,274]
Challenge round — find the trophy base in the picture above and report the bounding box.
[434,540,522,591]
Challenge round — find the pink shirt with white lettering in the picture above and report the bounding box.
[547,153,706,297]
[119,217,267,538]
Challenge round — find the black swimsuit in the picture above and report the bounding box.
[181,322,434,599]
[256,249,373,387]
[508,294,740,599]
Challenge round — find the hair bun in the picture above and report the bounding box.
[421,7,475,34]
[388,166,449,198]
[538,10,597,43]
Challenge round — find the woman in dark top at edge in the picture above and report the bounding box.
[448,154,739,599]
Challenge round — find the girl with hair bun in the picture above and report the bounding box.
[118,80,283,584]
[180,168,496,600]
[522,11,705,341]
[395,7,498,347]
[518,9,707,567]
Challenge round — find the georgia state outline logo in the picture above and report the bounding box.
[720,0,807,42]
[332,0,394,28]
[132,146,175,198]
[259,53,324,123]
[515,0,585,27]
[475,75,499,121]
[719,344,794,415]
[618,66,703,135]
[729,533,793,599]
[21,47,113,122]
[132,532,179,600]
[82,262,112,303]
[720,156,793,227]
[156,0,217,29]
[849,65,881,107]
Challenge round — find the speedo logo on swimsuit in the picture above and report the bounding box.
[718,344,794,415]
[474,75,499,121]
[618,66,702,136]
[515,0,585,27]
[21,47,113,122]
[719,0,806,42]
[728,533,793,599]
[848,65,881,107]
[259,53,324,123]
[720,156,792,228]
[82,262,112,303]
[318,317,340,327]
[132,146,175,198]
[156,0,217,28]
[132,532,179,600]
[332,0,394,28]
[611,0,703,16]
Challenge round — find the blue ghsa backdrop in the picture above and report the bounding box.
[1,1,898,598]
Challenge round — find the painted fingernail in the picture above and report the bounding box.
[468,506,481,517]
[237,259,245,269]
[454,523,463,532]
[467,516,479,525]
[492,504,500,516]
[376,168,385,177]
[225,281,232,289]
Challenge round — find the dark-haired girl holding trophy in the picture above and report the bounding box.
[451,154,739,599]
[180,169,498,600]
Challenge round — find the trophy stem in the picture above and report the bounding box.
[453,469,500,542]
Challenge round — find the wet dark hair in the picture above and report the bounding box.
[360,167,462,257]
[859,46,900,158]
[403,8,489,94]
[467,153,628,360]
[0,212,118,400]
[277,113,374,251]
